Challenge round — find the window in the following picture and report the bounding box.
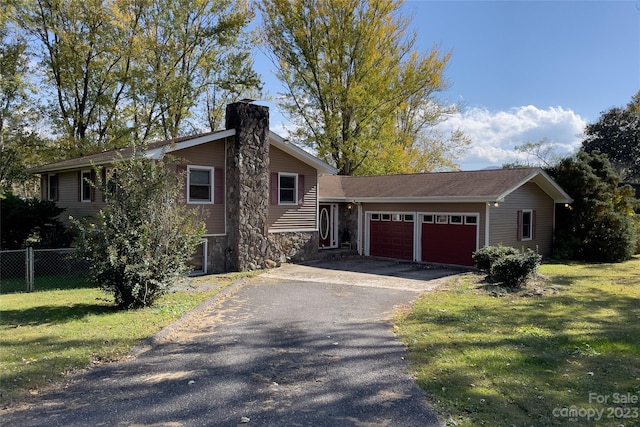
[403,214,414,222]
[371,213,380,221]
[436,215,448,224]
[279,173,297,204]
[465,216,478,225]
[106,169,117,196]
[188,166,214,203]
[187,239,208,275]
[381,214,391,221]
[423,215,434,223]
[48,174,58,201]
[450,215,463,224]
[81,170,92,202]
[392,214,402,222]
[521,210,533,240]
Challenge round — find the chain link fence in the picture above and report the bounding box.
[0,248,91,294]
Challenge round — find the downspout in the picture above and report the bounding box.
[485,203,491,247]
[356,202,363,255]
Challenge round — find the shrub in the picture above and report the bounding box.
[472,245,519,272]
[490,250,542,289]
[73,154,205,308]
[0,192,72,249]
[548,151,638,262]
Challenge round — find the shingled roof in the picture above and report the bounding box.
[29,129,337,175]
[319,168,572,203]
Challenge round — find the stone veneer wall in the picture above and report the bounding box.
[269,231,319,265]
[206,236,228,273]
[225,102,272,271]
[223,102,320,272]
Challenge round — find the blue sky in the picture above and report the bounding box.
[253,1,640,170]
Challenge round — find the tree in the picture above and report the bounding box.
[548,151,638,262]
[0,192,71,249]
[502,138,564,169]
[73,154,206,308]
[582,91,640,182]
[0,3,49,196]
[19,0,260,157]
[259,0,467,175]
[125,0,262,142]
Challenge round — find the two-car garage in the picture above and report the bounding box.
[367,212,479,266]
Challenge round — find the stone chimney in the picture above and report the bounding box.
[225,102,271,271]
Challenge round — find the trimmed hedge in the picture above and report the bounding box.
[472,245,519,272]
[473,245,542,289]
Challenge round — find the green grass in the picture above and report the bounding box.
[396,256,640,426]
[1,275,93,294]
[0,273,253,406]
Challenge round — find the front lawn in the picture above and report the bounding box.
[0,273,252,406]
[396,256,640,426]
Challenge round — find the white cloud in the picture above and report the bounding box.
[437,105,587,169]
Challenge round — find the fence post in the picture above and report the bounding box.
[26,247,34,292]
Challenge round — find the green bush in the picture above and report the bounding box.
[472,245,519,272]
[0,192,72,249]
[73,154,205,308]
[490,250,542,289]
[548,151,638,262]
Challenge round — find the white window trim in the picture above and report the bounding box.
[81,170,92,202]
[522,209,533,241]
[450,215,463,225]
[47,174,57,201]
[187,165,214,204]
[278,172,298,205]
[188,239,208,276]
[436,214,448,224]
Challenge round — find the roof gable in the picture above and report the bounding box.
[320,168,572,204]
[29,129,336,175]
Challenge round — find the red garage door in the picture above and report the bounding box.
[421,215,477,266]
[369,214,414,260]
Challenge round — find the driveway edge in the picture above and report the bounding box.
[129,276,251,357]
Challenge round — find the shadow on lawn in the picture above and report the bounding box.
[0,276,97,295]
[0,303,117,327]
[403,275,640,425]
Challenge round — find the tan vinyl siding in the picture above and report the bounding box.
[361,202,487,247]
[55,170,105,224]
[269,146,318,231]
[172,139,227,235]
[489,182,554,256]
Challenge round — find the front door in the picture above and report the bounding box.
[319,204,338,248]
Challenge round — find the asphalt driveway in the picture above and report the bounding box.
[2,259,458,427]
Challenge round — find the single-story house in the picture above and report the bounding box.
[31,102,572,272]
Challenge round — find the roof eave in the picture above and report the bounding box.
[495,168,573,204]
[319,196,499,204]
[28,158,118,174]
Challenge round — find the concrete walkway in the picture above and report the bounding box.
[2,260,455,427]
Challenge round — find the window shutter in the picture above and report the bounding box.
[77,171,82,202]
[517,210,523,241]
[532,210,537,240]
[270,172,278,205]
[297,175,305,204]
[90,170,96,202]
[101,168,107,202]
[214,168,224,204]
[41,175,47,200]
[176,165,187,201]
